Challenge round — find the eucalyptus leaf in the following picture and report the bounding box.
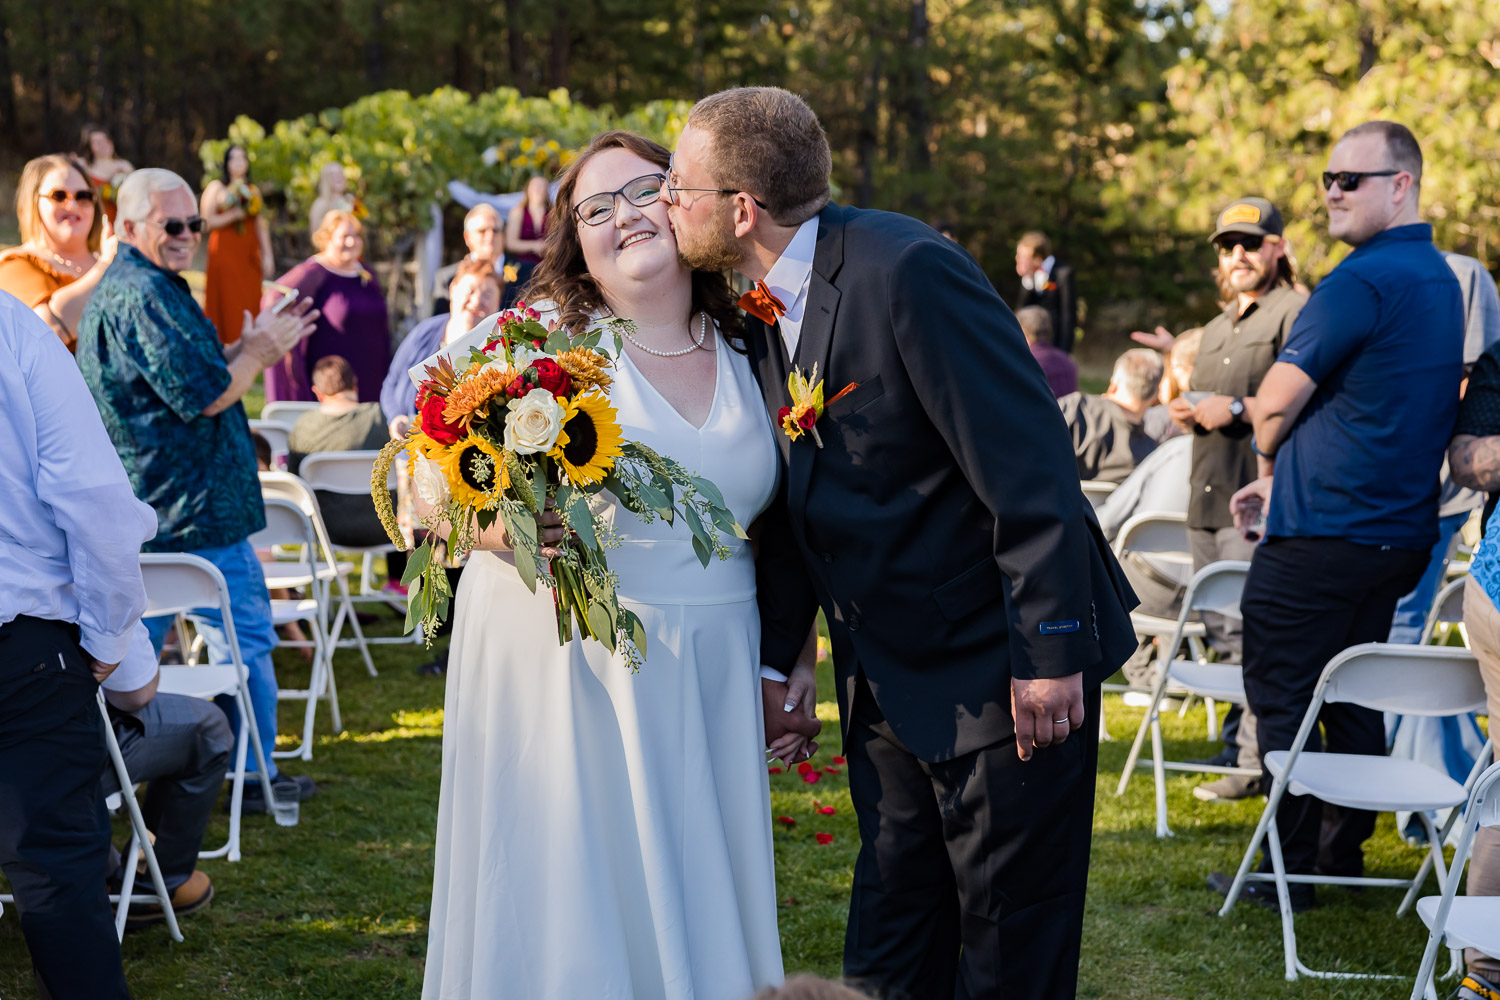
[586,601,616,651]
[401,541,433,586]
[690,532,712,568]
[623,609,649,657]
[502,508,539,592]
[564,489,597,551]
[690,477,725,508]
[710,505,750,540]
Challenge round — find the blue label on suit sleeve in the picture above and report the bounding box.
[1039,619,1081,635]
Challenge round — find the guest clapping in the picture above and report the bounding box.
[202,144,274,345]
[0,154,116,351]
[264,209,391,403]
[76,167,322,815]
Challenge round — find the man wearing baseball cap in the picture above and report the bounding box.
[1167,196,1306,802]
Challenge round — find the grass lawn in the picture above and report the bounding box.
[0,603,1466,998]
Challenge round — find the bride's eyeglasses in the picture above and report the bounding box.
[573,174,668,227]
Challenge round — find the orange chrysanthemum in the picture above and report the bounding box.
[442,364,513,426]
[554,347,614,392]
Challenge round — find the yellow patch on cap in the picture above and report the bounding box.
[1220,204,1262,227]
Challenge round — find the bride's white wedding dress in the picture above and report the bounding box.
[421,323,785,999]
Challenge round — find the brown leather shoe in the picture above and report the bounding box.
[124,870,213,930]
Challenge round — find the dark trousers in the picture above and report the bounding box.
[0,616,131,999]
[1241,537,1428,876]
[843,673,1100,1000]
[101,693,233,890]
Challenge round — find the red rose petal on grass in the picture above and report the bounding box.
[823,766,841,774]
[796,761,814,775]
[802,772,822,784]
[767,766,783,774]
[818,806,836,815]
[777,816,796,827]
[815,833,835,845]
[831,756,847,765]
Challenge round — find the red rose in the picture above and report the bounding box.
[530,358,572,398]
[419,393,464,446]
[778,406,792,424]
[483,338,504,354]
[797,408,818,430]
[814,833,834,845]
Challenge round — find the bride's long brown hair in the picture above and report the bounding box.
[520,130,745,351]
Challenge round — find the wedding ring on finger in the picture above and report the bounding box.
[1052,717,1069,725]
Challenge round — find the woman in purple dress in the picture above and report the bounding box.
[263,209,390,402]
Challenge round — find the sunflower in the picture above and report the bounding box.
[551,392,625,486]
[443,364,513,427]
[438,434,509,508]
[555,347,614,392]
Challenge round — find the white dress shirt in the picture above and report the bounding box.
[0,292,158,665]
[1020,254,1057,292]
[761,217,820,361]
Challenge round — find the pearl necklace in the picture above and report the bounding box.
[622,311,708,358]
[29,243,91,277]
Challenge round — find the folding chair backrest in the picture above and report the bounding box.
[1185,560,1250,620]
[259,401,318,430]
[300,450,394,494]
[1113,512,1189,559]
[138,553,231,620]
[248,497,317,552]
[259,470,338,565]
[247,420,291,467]
[1321,643,1487,717]
[1081,480,1117,511]
[1419,576,1468,645]
[1475,759,1500,831]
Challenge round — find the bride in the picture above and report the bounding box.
[419,131,820,999]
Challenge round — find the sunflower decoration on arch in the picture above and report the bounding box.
[374,304,749,669]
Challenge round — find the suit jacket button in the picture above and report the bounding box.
[820,552,833,563]
[847,615,862,632]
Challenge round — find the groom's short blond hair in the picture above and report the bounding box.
[688,87,832,227]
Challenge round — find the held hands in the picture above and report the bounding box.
[1230,476,1273,539]
[764,662,821,766]
[240,298,319,367]
[1011,672,1084,761]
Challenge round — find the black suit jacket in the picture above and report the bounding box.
[751,205,1137,762]
[1014,261,1078,354]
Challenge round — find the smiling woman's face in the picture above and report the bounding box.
[571,148,681,298]
[37,164,95,251]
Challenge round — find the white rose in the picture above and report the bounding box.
[412,453,450,508]
[504,388,567,455]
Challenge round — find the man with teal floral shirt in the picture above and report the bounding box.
[78,168,321,812]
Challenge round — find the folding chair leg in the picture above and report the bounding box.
[1264,817,1300,981]
[1205,697,1219,742]
[323,644,343,733]
[1151,713,1172,838]
[115,832,139,940]
[1116,659,1172,798]
[1219,772,1292,919]
[1098,701,1112,743]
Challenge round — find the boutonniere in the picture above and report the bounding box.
[1043,281,1058,293]
[778,365,858,449]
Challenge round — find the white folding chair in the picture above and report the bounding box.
[1081,479,1118,510]
[259,400,319,430]
[247,419,291,470]
[1420,575,1468,646]
[250,497,342,760]
[1218,643,1490,982]
[259,471,378,677]
[298,450,414,627]
[1116,560,1255,837]
[141,553,281,863]
[0,691,184,942]
[1409,759,1500,1000]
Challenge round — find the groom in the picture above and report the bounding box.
[666,88,1138,999]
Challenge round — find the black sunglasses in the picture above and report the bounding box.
[665,155,770,211]
[574,174,667,227]
[40,188,96,205]
[1321,170,1400,192]
[1215,234,1265,256]
[144,216,205,237]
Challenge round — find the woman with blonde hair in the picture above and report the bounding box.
[307,162,356,240]
[263,209,389,402]
[0,154,115,352]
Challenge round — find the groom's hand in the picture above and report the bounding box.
[763,669,821,765]
[1011,672,1085,761]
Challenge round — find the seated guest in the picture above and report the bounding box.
[382,258,504,434]
[289,356,392,549]
[1058,347,1163,483]
[76,167,321,815]
[2,290,155,999]
[1017,304,1078,398]
[99,628,232,928]
[1099,330,1200,689]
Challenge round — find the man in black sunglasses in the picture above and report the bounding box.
[1208,121,1466,913]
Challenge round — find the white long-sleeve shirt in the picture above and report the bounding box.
[0,292,158,664]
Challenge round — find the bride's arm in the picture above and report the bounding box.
[411,491,564,554]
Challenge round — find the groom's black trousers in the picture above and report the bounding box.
[843,672,1100,1000]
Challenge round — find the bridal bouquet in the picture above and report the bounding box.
[372,304,747,668]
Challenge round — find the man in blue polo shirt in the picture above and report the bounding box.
[1207,121,1464,911]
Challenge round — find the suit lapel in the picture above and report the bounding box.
[749,314,793,466]
[786,205,846,520]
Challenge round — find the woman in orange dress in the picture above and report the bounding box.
[0,154,115,353]
[202,144,274,344]
[78,124,133,226]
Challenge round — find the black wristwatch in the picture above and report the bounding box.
[1228,397,1245,423]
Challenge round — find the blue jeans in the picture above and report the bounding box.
[146,539,280,781]
[1388,511,1469,644]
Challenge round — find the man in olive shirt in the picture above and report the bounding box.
[1168,197,1306,799]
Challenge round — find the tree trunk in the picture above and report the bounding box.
[548,20,570,90]
[903,0,931,213]
[0,3,21,146]
[39,4,55,150]
[505,0,529,94]
[856,49,886,208]
[366,1,387,90]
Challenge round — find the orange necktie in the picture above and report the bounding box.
[738,280,787,326]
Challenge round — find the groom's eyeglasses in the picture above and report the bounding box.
[663,156,769,211]
[573,174,668,227]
